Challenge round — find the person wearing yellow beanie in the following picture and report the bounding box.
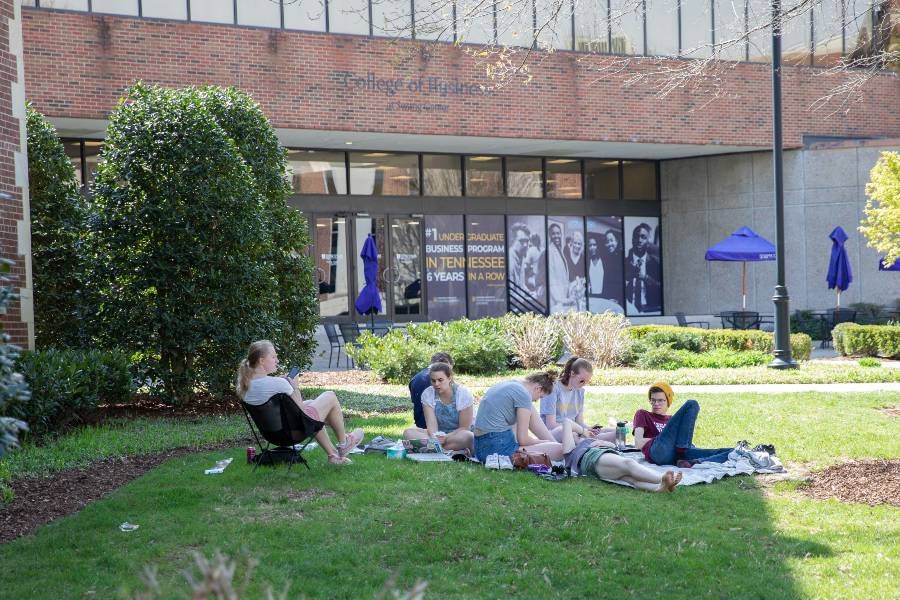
[632,382,732,467]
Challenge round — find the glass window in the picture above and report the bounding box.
[286,150,347,194]
[190,0,234,24]
[23,0,36,7]
[506,157,543,198]
[92,0,139,15]
[497,0,532,47]
[813,0,844,66]
[584,159,619,200]
[610,0,644,54]
[391,216,423,315]
[645,0,678,56]
[622,160,657,199]
[780,0,812,65]
[39,0,89,9]
[329,0,370,34]
[575,0,610,52]
[546,158,581,198]
[536,0,574,50]
[415,0,456,41]
[747,0,772,62]
[84,141,102,189]
[349,152,420,195]
[713,0,746,60]
[284,0,326,31]
[680,0,713,57]
[845,0,873,59]
[457,0,496,44]
[64,141,83,186]
[372,0,413,37]
[507,215,547,313]
[465,156,503,196]
[315,217,350,317]
[423,154,462,196]
[424,215,467,321]
[142,0,189,20]
[237,0,281,27]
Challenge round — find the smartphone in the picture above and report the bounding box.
[287,366,301,379]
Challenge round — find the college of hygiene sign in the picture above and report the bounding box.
[334,70,494,113]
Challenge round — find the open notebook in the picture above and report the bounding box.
[406,453,453,462]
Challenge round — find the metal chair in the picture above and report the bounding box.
[371,319,393,337]
[821,308,857,348]
[241,393,319,472]
[675,312,709,329]
[720,310,762,330]
[322,322,343,368]
[338,322,363,368]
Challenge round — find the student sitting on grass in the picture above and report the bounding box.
[633,382,732,468]
[560,420,681,492]
[236,340,363,466]
[408,352,454,429]
[539,357,614,443]
[402,362,475,455]
[473,371,564,464]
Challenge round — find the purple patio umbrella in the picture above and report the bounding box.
[879,257,900,271]
[354,234,382,325]
[705,226,776,309]
[826,226,853,308]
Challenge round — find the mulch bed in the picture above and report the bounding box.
[0,439,248,545]
[801,459,900,507]
[297,370,381,387]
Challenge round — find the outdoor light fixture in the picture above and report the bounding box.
[364,152,391,157]
[547,159,576,164]
[469,156,497,162]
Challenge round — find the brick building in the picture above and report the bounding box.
[7,1,900,339]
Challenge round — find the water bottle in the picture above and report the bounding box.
[615,421,628,451]
[430,433,445,455]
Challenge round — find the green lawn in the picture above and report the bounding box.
[1,389,898,598]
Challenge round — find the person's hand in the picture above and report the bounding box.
[435,433,448,444]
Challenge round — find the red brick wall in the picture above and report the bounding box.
[21,8,900,149]
[0,0,30,349]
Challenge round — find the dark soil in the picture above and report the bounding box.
[880,405,900,418]
[801,459,900,507]
[97,392,241,420]
[297,370,380,387]
[0,439,249,545]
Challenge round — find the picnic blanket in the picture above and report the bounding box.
[598,451,784,488]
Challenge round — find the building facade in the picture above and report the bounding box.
[6,1,900,341]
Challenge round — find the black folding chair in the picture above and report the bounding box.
[241,393,320,471]
[675,312,709,329]
[339,322,362,368]
[721,310,761,330]
[322,322,343,368]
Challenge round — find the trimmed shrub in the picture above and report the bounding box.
[348,331,429,384]
[408,318,511,375]
[636,346,769,370]
[554,311,632,368]
[0,259,30,459]
[791,309,827,340]
[26,104,93,348]
[858,357,882,367]
[503,313,561,368]
[627,324,811,361]
[834,323,900,358]
[790,333,813,361]
[11,349,134,435]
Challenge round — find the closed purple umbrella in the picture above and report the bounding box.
[826,226,852,308]
[354,234,382,322]
[705,226,776,309]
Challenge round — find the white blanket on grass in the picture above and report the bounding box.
[599,453,785,488]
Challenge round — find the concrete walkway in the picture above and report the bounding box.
[584,383,900,394]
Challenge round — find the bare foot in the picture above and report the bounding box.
[661,471,682,492]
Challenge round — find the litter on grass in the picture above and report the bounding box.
[204,457,233,475]
[119,522,139,532]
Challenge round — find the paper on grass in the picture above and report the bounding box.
[204,457,233,475]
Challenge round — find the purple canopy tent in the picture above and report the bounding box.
[826,226,853,308]
[705,226,776,309]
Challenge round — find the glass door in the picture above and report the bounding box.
[389,216,424,321]
[353,216,388,319]
[312,215,350,317]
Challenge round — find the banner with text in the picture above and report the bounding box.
[466,215,507,319]
[425,215,466,321]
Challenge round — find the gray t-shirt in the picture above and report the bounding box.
[473,380,533,434]
[539,380,584,424]
[243,376,293,406]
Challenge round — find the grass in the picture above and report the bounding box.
[1,388,898,598]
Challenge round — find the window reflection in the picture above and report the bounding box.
[622,160,657,200]
[680,0,713,58]
[497,0,533,47]
[64,141,83,186]
[329,0,371,35]
[142,0,189,20]
[315,217,350,316]
[284,0,326,31]
[610,0,644,54]
[84,141,102,189]
[714,0,747,60]
[645,0,678,56]
[190,0,235,24]
[780,0,812,65]
[546,158,581,198]
[287,150,347,194]
[465,156,503,196]
[845,0,874,59]
[237,0,281,27]
[372,0,413,37]
[575,0,611,52]
[747,0,772,62]
[584,160,619,200]
[537,0,574,50]
[423,154,462,196]
[391,217,423,315]
[39,0,89,10]
[415,0,457,41]
[813,0,844,66]
[506,157,543,198]
[458,0,496,44]
[92,0,139,15]
[349,152,419,196]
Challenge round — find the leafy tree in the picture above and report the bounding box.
[860,151,900,268]
[89,83,306,402]
[25,104,91,348]
[0,259,30,459]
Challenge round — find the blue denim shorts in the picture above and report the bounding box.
[474,429,518,463]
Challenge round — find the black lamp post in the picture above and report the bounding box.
[769,0,797,369]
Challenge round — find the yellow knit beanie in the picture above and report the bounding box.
[649,381,675,407]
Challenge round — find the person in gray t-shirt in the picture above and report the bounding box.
[472,373,565,463]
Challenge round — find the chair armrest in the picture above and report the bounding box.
[686,320,710,329]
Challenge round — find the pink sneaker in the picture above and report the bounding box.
[328,454,352,466]
[338,429,364,458]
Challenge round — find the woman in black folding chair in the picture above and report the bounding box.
[236,340,363,465]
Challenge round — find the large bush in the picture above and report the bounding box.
[25,104,92,348]
[860,151,900,268]
[554,311,631,367]
[348,330,430,383]
[88,83,316,402]
[833,322,900,358]
[0,259,29,459]
[502,313,562,368]
[627,324,811,361]
[636,346,770,370]
[9,349,133,435]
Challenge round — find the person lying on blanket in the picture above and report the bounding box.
[402,361,475,456]
[632,382,733,468]
[561,420,681,492]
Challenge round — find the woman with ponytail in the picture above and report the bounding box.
[236,340,363,466]
[540,357,613,443]
[472,370,564,464]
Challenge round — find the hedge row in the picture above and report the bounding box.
[628,325,812,361]
[832,323,900,358]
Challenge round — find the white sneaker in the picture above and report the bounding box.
[498,455,514,470]
[485,454,500,469]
